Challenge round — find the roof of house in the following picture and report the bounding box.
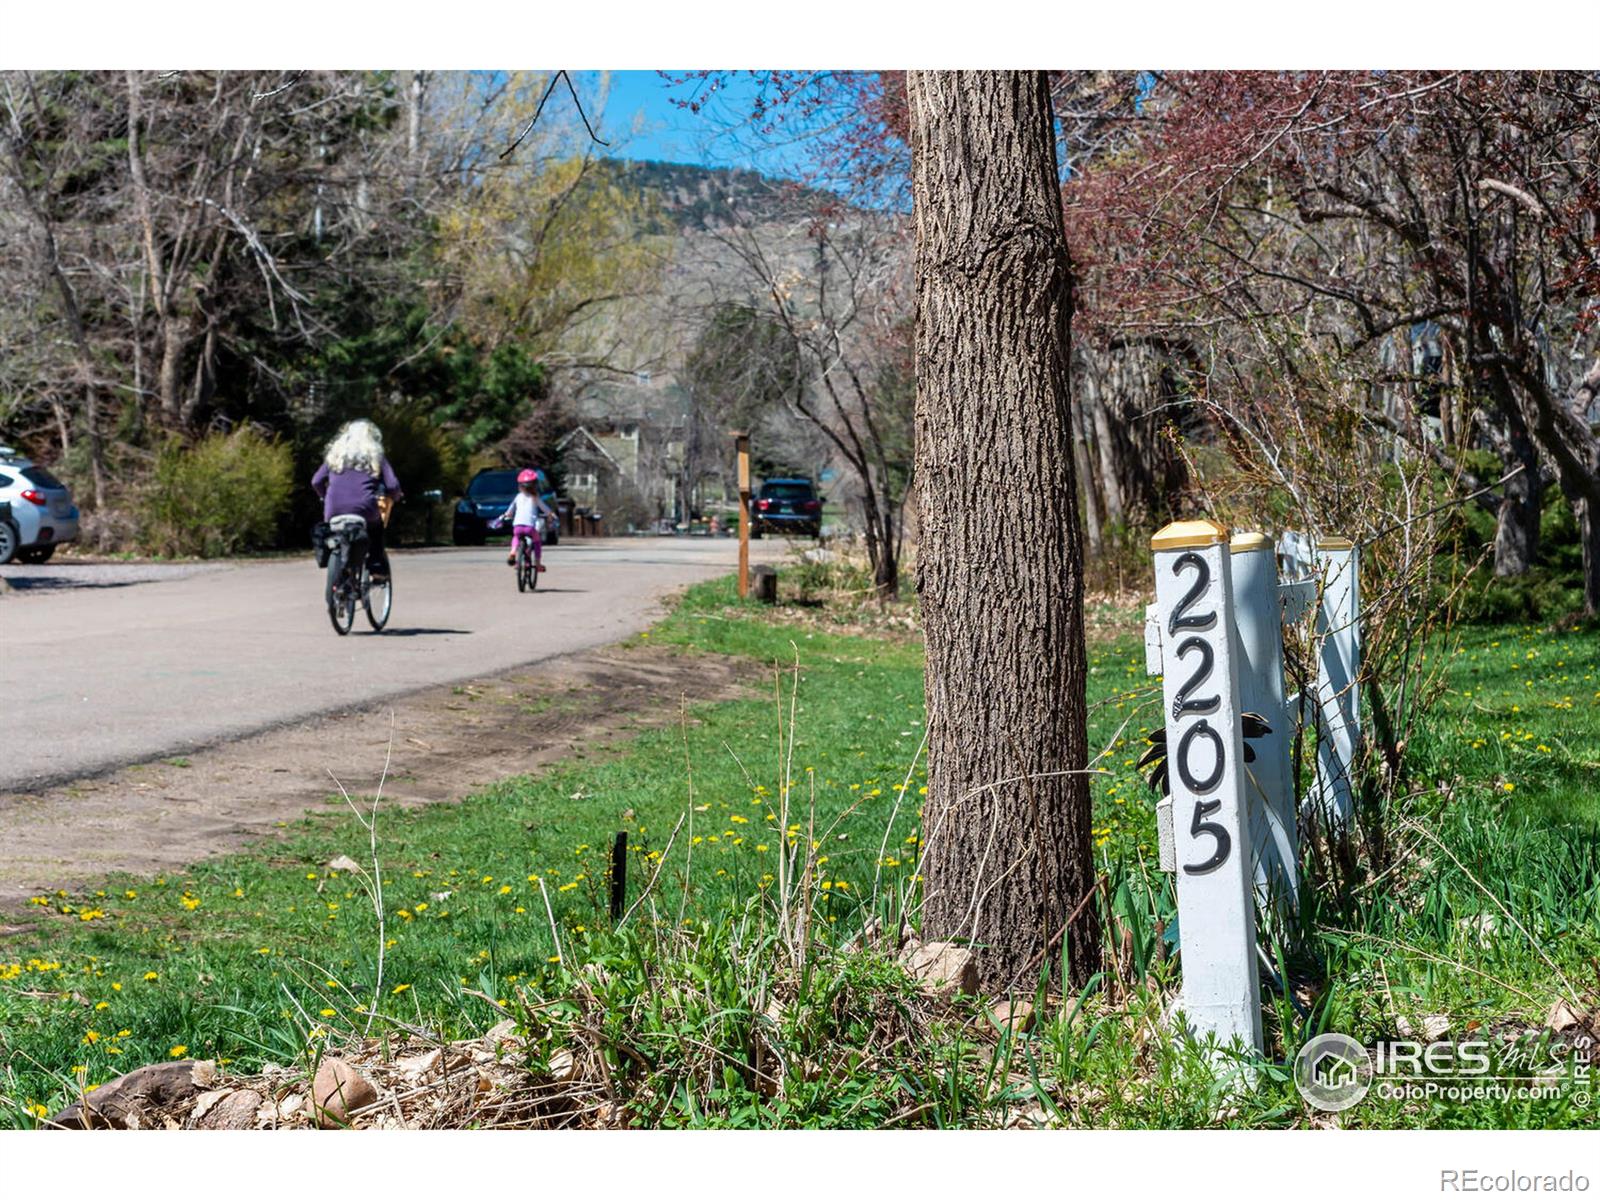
[556,426,626,474]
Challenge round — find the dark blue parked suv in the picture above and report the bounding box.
[453,468,560,546]
[753,477,822,538]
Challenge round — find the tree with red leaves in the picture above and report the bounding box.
[1066,71,1600,610]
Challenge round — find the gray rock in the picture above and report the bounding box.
[194,1088,264,1130]
[50,1059,218,1130]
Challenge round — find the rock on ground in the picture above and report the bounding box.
[900,940,978,998]
[50,1059,217,1130]
[192,1088,264,1130]
[312,1058,378,1128]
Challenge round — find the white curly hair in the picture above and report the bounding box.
[324,419,385,475]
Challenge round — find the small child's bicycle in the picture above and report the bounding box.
[491,518,542,593]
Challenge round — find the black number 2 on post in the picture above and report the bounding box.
[1169,552,1231,877]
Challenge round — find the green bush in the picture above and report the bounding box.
[141,428,294,558]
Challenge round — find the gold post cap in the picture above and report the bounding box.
[1318,536,1355,550]
[1150,519,1229,551]
[1229,531,1271,553]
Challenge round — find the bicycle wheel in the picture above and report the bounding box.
[326,552,355,636]
[364,566,392,631]
[517,546,530,593]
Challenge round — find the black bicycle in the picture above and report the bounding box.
[320,515,392,635]
[516,529,543,593]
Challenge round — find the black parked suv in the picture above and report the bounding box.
[753,477,822,538]
[453,468,560,546]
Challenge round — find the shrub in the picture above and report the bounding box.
[373,406,469,544]
[141,428,294,558]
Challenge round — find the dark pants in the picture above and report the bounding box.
[364,519,390,580]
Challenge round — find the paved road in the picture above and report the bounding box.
[1,538,782,791]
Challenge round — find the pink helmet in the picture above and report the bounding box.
[517,468,539,487]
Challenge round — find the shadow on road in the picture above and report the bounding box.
[0,575,139,593]
[375,628,473,637]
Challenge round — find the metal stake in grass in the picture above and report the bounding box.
[608,831,627,922]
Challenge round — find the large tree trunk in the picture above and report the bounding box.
[907,70,1098,991]
[1070,381,1104,560]
[1574,496,1600,618]
[1492,416,1541,577]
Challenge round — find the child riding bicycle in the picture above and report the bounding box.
[490,468,557,572]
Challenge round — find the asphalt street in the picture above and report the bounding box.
[0,537,782,791]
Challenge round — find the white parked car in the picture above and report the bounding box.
[0,447,79,564]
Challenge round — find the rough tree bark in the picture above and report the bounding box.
[1486,392,1542,578]
[907,70,1098,990]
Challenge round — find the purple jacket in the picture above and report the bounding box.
[312,457,401,524]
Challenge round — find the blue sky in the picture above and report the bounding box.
[572,71,820,179]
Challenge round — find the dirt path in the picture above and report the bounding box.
[0,642,757,917]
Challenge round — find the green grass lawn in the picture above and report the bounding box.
[1426,624,1600,828]
[2,581,1595,1128]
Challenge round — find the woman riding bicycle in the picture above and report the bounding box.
[493,468,556,573]
[311,419,402,582]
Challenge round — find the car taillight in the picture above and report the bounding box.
[757,499,771,511]
[18,489,47,506]
[803,500,822,512]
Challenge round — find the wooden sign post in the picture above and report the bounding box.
[733,431,751,599]
[1150,519,1263,1056]
[1228,531,1299,917]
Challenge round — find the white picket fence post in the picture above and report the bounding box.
[1227,533,1298,917]
[1149,519,1263,1056]
[1313,538,1361,828]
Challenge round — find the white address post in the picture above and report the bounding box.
[1228,531,1299,917]
[1151,519,1263,1056]
[1314,537,1361,828]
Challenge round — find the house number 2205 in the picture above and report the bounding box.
[1168,552,1231,876]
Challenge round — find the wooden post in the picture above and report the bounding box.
[1228,531,1299,917]
[1314,537,1361,828]
[734,431,751,599]
[1150,519,1263,1057]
